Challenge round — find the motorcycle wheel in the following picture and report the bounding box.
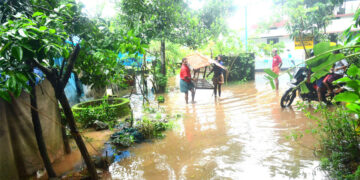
[281,88,297,108]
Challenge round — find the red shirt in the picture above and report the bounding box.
[272,55,282,69]
[180,64,191,82]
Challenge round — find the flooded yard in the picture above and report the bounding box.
[110,73,326,179]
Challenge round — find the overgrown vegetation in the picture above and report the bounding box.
[221,54,255,82]
[294,102,360,179]
[0,1,146,178]
[265,7,360,178]
[110,105,179,147]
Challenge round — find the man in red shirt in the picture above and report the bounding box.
[180,58,195,104]
[272,48,282,90]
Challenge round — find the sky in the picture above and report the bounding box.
[226,0,274,30]
[78,0,275,31]
[78,0,117,18]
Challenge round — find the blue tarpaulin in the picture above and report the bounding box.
[118,52,153,67]
[54,57,84,106]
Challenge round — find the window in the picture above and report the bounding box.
[267,38,279,44]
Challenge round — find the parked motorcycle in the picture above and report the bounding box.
[280,67,342,108]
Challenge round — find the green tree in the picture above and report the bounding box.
[257,41,285,57]
[0,1,145,179]
[118,0,233,92]
[199,29,244,57]
[284,0,343,56]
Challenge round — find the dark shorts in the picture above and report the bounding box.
[316,77,325,88]
[212,74,224,85]
[180,79,194,93]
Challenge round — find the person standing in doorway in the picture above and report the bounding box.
[180,58,195,104]
[207,56,224,97]
[272,48,282,90]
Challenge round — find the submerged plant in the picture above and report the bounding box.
[137,116,172,139]
[157,95,165,103]
[110,104,177,147]
[295,102,360,179]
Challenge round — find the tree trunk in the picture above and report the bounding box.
[142,54,148,95]
[300,17,309,58]
[56,90,98,179]
[30,44,98,179]
[299,33,309,58]
[159,40,166,93]
[29,81,57,178]
[160,40,166,76]
[60,113,71,154]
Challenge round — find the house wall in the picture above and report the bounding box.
[0,80,64,180]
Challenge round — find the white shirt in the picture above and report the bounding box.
[334,59,348,75]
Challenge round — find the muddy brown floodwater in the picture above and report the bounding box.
[110,72,326,179]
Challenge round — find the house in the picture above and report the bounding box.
[250,0,360,70]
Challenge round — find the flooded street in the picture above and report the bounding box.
[110,72,326,179]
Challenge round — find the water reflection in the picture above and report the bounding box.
[110,73,326,180]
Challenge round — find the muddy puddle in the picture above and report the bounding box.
[109,72,326,179]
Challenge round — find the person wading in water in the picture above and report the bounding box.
[180,58,195,104]
[207,56,224,98]
[272,48,282,90]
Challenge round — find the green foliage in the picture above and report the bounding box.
[298,104,360,179]
[138,105,176,139]
[73,97,127,128]
[199,29,244,56]
[150,58,169,93]
[264,67,279,90]
[156,73,168,88]
[74,21,146,90]
[293,100,360,179]
[118,0,233,92]
[157,95,165,103]
[221,54,255,81]
[0,4,73,101]
[264,41,354,91]
[264,69,279,79]
[0,0,146,102]
[257,42,285,57]
[344,8,360,47]
[284,0,342,47]
[162,41,192,75]
[269,9,360,178]
[138,116,170,139]
[111,133,135,147]
[110,105,177,147]
[334,65,360,116]
[118,0,232,48]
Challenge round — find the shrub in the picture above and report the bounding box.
[317,107,360,179]
[157,95,165,103]
[72,97,130,128]
[221,53,255,81]
[137,116,172,139]
[296,103,360,179]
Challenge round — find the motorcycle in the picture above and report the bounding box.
[280,67,343,108]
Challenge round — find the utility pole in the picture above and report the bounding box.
[245,5,248,52]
